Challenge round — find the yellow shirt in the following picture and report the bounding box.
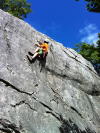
[40,43,49,52]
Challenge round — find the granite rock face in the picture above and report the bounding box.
[0,9,100,133]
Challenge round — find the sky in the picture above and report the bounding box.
[25,0,100,48]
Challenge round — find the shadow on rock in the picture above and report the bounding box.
[93,63,100,76]
[59,118,96,133]
[0,118,22,133]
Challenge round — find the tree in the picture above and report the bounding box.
[97,33,100,46]
[74,33,100,75]
[75,42,100,63]
[0,0,31,19]
[76,0,100,13]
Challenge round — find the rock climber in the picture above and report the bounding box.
[27,39,49,62]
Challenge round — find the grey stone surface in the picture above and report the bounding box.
[0,9,100,133]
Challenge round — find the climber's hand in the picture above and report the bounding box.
[35,44,38,46]
[37,41,42,44]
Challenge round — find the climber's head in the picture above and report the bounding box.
[44,39,49,44]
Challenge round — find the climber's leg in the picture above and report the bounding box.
[30,47,40,59]
[27,48,43,63]
[34,47,40,53]
[32,52,39,60]
[43,52,48,58]
[26,55,33,63]
[35,48,43,59]
[28,51,33,56]
[28,47,40,57]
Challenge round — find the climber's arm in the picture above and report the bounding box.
[35,43,41,47]
[35,41,42,47]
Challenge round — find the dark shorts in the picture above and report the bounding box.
[38,48,43,55]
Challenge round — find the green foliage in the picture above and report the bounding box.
[97,33,100,50]
[76,0,100,13]
[0,0,32,19]
[74,33,100,64]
